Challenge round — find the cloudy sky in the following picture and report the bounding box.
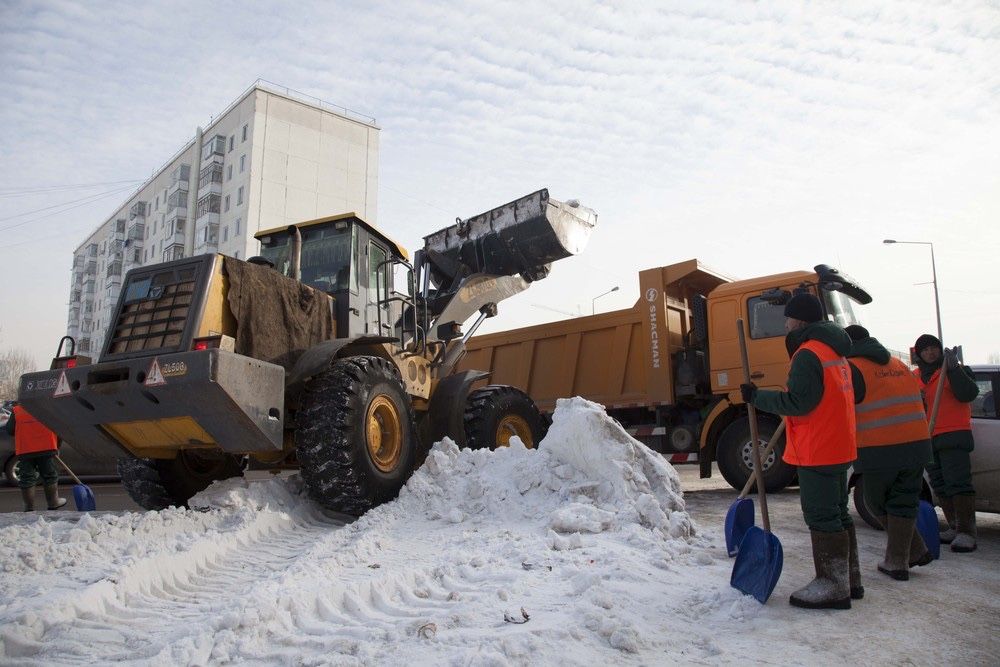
[1,0,998,371]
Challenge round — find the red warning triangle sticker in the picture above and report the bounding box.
[145,358,166,386]
[53,371,72,397]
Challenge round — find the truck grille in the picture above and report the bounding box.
[106,264,200,356]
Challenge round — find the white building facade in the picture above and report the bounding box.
[68,82,380,355]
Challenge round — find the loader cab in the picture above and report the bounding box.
[255,213,412,338]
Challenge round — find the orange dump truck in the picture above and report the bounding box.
[458,259,872,492]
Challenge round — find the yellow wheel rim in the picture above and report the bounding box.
[366,395,402,472]
[495,414,534,449]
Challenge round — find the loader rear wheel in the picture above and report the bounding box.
[118,453,245,510]
[716,415,796,494]
[295,356,419,516]
[464,385,546,450]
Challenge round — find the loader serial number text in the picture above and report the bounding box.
[160,362,188,377]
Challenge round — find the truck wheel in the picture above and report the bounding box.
[118,453,245,510]
[4,456,19,485]
[716,415,796,493]
[852,477,884,530]
[295,356,419,516]
[464,385,546,450]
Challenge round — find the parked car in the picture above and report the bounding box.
[1,430,119,485]
[852,363,1000,528]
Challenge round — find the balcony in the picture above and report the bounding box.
[112,218,126,236]
[195,222,219,255]
[124,247,142,268]
[68,303,81,321]
[127,221,145,242]
[87,243,98,257]
[78,338,91,354]
[82,277,96,295]
[201,135,225,162]
[162,243,185,262]
[109,238,125,254]
[129,201,147,220]
[73,255,85,269]
[198,163,223,197]
[166,189,188,214]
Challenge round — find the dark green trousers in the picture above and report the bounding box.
[16,453,59,489]
[798,463,853,533]
[862,466,923,518]
[926,447,974,498]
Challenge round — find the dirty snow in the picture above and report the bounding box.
[0,397,996,665]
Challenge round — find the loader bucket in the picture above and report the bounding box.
[423,189,597,282]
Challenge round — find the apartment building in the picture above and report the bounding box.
[67,81,380,355]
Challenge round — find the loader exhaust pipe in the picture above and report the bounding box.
[288,225,302,281]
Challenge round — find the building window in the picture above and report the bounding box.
[240,154,246,173]
[235,218,241,235]
[224,195,230,212]
[237,186,243,206]
[229,135,235,152]
[223,226,229,243]
[227,165,233,182]
[242,124,248,142]
[153,219,157,234]
[155,195,159,210]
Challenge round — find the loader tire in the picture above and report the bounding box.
[716,415,796,494]
[464,385,546,450]
[295,356,419,516]
[118,453,245,511]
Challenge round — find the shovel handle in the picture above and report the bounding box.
[738,419,786,499]
[53,455,84,486]
[737,319,771,533]
[926,356,948,435]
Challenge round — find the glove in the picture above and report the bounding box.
[944,347,959,370]
[740,383,757,404]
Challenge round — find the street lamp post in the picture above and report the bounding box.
[884,238,946,429]
[592,286,619,315]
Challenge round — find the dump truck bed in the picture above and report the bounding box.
[459,260,731,413]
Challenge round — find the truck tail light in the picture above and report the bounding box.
[50,355,90,370]
[192,336,222,351]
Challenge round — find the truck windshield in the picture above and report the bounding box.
[260,225,357,292]
[823,290,859,328]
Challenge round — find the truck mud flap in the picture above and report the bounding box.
[18,350,285,460]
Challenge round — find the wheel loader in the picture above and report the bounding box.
[18,189,597,513]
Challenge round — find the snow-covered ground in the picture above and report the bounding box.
[0,398,997,666]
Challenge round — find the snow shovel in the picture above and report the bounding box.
[730,319,783,604]
[54,455,96,511]
[725,419,786,557]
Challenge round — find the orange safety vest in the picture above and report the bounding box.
[784,340,857,466]
[12,405,59,456]
[913,367,972,436]
[852,357,929,447]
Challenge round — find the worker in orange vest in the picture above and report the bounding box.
[846,325,933,580]
[912,334,979,552]
[742,293,858,610]
[5,404,67,511]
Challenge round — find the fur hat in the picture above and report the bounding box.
[914,334,941,354]
[783,293,823,324]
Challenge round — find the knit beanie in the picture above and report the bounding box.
[844,325,869,342]
[914,334,941,355]
[783,293,823,323]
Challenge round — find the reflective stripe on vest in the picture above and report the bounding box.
[913,367,973,436]
[12,405,59,456]
[784,339,857,467]
[852,357,929,448]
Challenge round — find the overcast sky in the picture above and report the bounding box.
[1,0,998,372]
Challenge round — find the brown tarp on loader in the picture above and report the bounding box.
[222,257,335,372]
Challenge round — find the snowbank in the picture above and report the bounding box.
[0,397,743,666]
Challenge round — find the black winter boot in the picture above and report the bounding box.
[951,494,977,553]
[20,487,35,512]
[790,530,852,610]
[877,515,914,581]
[44,484,67,510]
[846,523,864,599]
[938,496,957,544]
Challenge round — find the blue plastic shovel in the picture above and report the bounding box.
[54,455,96,511]
[730,319,783,604]
[725,420,786,557]
[916,499,941,560]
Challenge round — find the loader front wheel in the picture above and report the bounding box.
[295,356,419,516]
[118,452,245,510]
[464,385,546,450]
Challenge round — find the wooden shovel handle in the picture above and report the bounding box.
[738,419,786,499]
[53,455,84,486]
[737,319,771,532]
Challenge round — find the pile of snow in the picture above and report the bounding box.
[0,397,752,665]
